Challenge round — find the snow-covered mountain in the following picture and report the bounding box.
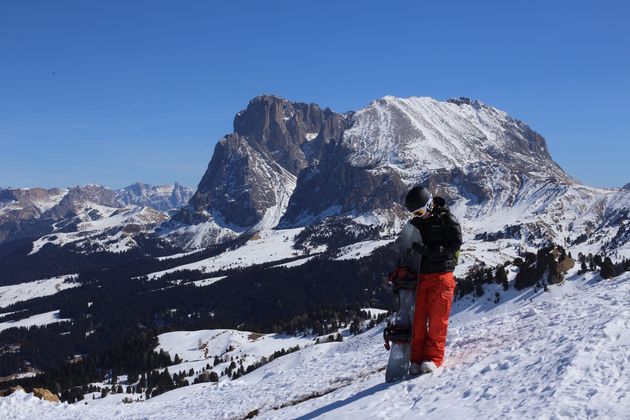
[0,183,193,251]
[6,95,626,260]
[2,270,627,419]
[165,96,347,249]
[116,182,193,213]
[163,95,629,261]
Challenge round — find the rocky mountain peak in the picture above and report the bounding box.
[232,94,347,175]
[168,94,585,249]
[176,95,347,233]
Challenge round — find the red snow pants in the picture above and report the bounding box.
[410,272,456,367]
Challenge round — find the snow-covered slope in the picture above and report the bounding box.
[0,310,71,333]
[154,329,315,384]
[344,96,567,183]
[29,206,168,255]
[3,272,627,419]
[147,228,305,279]
[0,274,78,309]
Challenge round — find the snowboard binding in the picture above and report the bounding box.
[383,325,411,351]
[384,265,417,350]
[388,266,418,291]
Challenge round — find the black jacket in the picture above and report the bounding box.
[410,196,462,274]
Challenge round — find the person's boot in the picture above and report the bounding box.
[420,361,437,374]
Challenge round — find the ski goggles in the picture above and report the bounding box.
[411,197,433,217]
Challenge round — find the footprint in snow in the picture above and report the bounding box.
[522,307,538,318]
[480,363,496,374]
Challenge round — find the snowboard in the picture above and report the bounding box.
[384,221,422,383]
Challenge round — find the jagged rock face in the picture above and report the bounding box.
[179,95,347,229]
[232,95,347,174]
[180,135,276,227]
[280,140,408,225]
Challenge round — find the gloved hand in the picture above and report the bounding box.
[411,242,429,255]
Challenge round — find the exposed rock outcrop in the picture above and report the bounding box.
[32,387,60,402]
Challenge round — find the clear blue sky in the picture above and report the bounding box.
[1,0,628,190]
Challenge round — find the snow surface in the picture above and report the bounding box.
[271,256,315,268]
[2,272,628,419]
[147,228,305,279]
[191,276,227,287]
[335,239,394,261]
[155,329,315,382]
[0,310,71,333]
[0,275,78,309]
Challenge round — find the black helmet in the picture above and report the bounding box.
[404,186,433,214]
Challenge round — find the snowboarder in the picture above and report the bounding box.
[404,186,462,375]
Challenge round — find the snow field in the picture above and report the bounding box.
[1,272,626,419]
[156,329,315,375]
[272,273,630,419]
[335,239,394,261]
[147,228,306,279]
[0,310,71,333]
[0,274,78,309]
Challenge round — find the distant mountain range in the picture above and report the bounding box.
[0,183,193,250]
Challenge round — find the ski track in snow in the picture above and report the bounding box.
[1,273,628,419]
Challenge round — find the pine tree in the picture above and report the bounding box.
[496,266,509,290]
[601,257,616,279]
[475,282,484,297]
